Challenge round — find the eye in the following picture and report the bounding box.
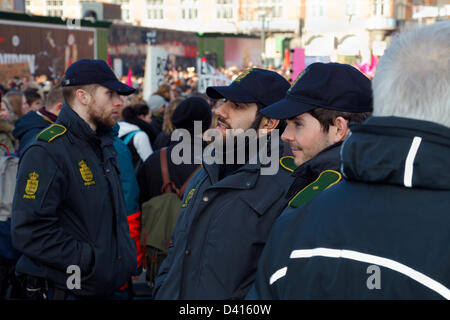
[233,102,245,110]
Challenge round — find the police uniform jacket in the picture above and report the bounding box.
[247,117,450,299]
[11,104,137,297]
[153,138,294,300]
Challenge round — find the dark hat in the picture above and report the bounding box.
[62,59,135,96]
[171,97,212,133]
[206,68,290,107]
[261,63,373,120]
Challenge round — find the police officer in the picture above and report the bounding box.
[153,68,294,300]
[11,59,137,299]
[246,62,373,299]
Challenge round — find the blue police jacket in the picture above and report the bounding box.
[247,116,450,299]
[11,104,137,297]
[153,137,294,300]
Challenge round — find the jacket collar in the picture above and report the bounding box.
[292,142,342,179]
[286,142,342,199]
[57,103,115,147]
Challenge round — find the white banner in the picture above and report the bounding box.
[196,58,231,93]
[113,58,123,79]
[143,44,169,102]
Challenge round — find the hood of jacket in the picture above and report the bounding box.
[118,121,141,138]
[341,116,450,190]
[12,110,52,140]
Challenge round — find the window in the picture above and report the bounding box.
[181,0,199,20]
[216,0,233,19]
[373,0,388,17]
[270,0,283,19]
[112,0,131,21]
[147,0,165,19]
[310,0,326,17]
[344,0,358,17]
[46,0,63,17]
[256,0,283,19]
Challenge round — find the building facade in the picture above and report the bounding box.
[23,0,449,68]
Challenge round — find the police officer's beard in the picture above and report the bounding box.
[220,114,265,164]
[87,99,116,129]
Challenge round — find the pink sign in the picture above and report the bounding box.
[291,48,305,83]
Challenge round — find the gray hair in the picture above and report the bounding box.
[372,21,450,127]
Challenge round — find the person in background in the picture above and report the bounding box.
[0,92,16,154]
[137,96,211,205]
[2,91,27,123]
[154,83,171,103]
[121,103,154,141]
[23,88,42,112]
[118,105,154,170]
[0,89,22,299]
[146,94,168,145]
[13,83,64,156]
[111,123,143,299]
[152,98,184,150]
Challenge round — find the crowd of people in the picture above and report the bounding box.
[0,21,449,300]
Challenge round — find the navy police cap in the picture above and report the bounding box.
[261,63,373,120]
[206,68,290,107]
[62,59,136,96]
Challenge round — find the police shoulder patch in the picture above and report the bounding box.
[280,156,297,173]
[36,124,67,143]
[23,171,39,200]
[288,170,342,208]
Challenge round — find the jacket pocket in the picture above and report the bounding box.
[238,186,283,216]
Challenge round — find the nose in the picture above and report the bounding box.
[214,100,230,120]
[281,122,294,143]
[114,95,124,108]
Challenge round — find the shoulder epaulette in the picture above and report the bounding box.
[288,170,342,208]
[280,156,297,172]
[36,124,67,143]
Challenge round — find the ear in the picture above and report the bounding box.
[329,116,350,143]
[259,116,280,133]
[55,102,63,114]
[75,88,91,106]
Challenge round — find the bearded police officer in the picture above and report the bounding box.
[11,59,137,299]
[153,68,294,300]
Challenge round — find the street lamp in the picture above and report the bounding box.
[255,5,273,69]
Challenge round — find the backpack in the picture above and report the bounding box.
[121,130,143,173]
[140,147,200,290]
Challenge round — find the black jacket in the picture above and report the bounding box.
[154,137,295,300]
[247,116,450,299]
[11,104,137,297]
